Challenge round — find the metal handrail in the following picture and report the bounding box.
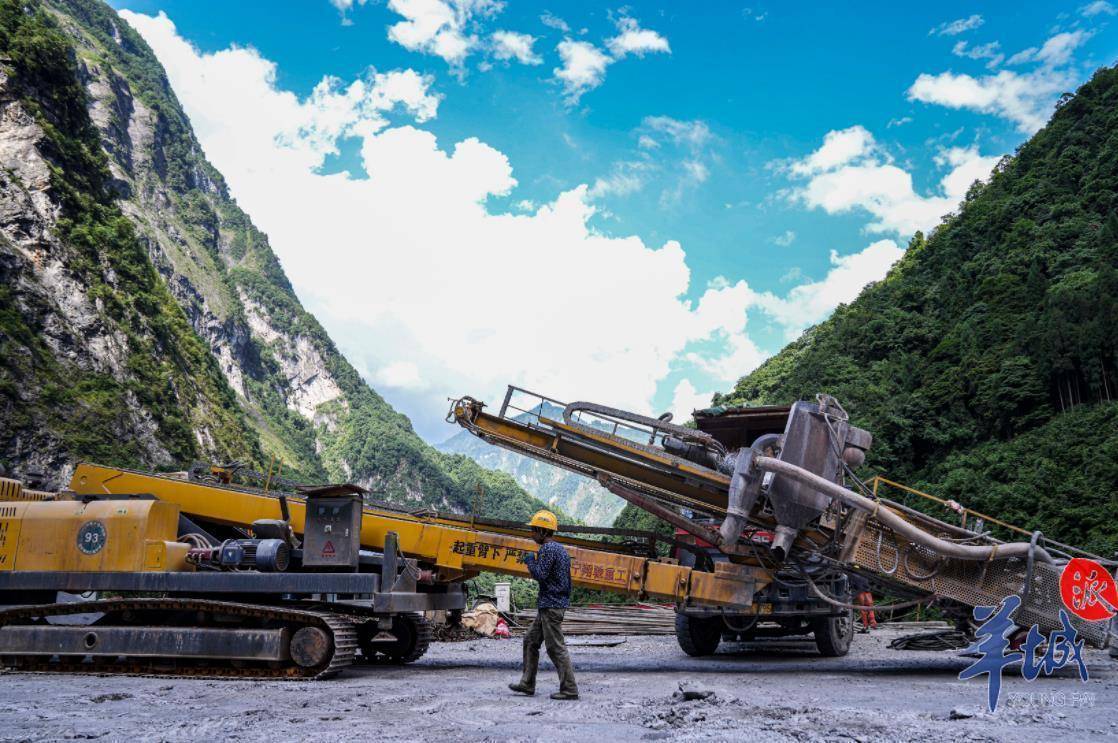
[499,385,568,419]
[500,386,662,445]
[868,475,1104,561]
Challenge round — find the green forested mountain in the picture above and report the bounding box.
[0,0,548,521]
[708,66,1118,554]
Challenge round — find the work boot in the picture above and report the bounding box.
[509,682,535,696]
[550,691,579,700]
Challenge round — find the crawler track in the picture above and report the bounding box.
[0,598,357,679]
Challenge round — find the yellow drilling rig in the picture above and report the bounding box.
[0,461,756,678]
[0,387,1112,678]
[446,387,1116,656]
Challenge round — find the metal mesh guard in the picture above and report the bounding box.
[852,519,1110,648]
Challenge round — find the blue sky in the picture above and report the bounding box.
[111,1,1118,441]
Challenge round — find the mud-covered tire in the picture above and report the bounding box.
[675,613,722,657]
[812,609,854,657]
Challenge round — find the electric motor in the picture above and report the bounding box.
[189,538,290,572]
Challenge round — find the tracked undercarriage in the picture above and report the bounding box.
[0,598,359,679]
[0,481,457,679]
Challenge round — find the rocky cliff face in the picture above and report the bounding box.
[0,4,263,484]
[0,0,549,521]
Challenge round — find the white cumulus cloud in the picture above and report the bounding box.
[789,126,1000,235]
[553,15,669,104]
[909,30,1092,133]
[1081,1,1116,17]
[587,117,715,206]
[330,0,370,25]
[539,11,569,32]
[588,160,651,199]
[753,241,905,338]
[668,379,715,421]
[385,0,502,66]
[554,39,612,102]
[952,40,1004,68]
[120,9,789,428]
[790,125,876,176]
[1029,30,1093,67]
[682,159,709,184]
[642,116,711,151]
[490,30,541,65]
[606,16,671,58]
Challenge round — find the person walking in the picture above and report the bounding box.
[850,573,877,632]
[509,510,579,700]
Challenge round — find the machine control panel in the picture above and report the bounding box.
[302,493,362,569]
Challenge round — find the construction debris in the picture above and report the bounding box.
[645,681,728,731]
[431,623,475,642]
[888,629,972,651]
[674,681,716,701]
[461,603,502,636]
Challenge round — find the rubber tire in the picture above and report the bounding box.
[675,613,722,657]
[812,609,854,657]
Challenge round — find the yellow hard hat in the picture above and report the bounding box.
[528,509,558,531]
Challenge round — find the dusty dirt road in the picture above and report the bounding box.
[2,626,1115,742]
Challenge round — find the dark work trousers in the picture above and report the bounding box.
[519,607,578,695]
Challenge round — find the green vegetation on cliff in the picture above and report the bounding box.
[0,0,263,468]
[708,67,1118,554]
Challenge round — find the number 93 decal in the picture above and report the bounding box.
[76,520,107,555]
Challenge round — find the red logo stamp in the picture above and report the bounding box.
[1059,558,1117,622]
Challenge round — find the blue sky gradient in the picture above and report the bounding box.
[110,1,1118,441]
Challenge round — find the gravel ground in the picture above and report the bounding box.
[1,626,1116,742]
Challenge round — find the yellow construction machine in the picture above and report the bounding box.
[447,386,1117,656]
[0,386,1112,678]
[0,459,756,678]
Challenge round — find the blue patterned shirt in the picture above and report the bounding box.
[525,540,571,609]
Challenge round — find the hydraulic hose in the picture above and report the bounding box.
[798,569,932,612]
[753,456,1056,565]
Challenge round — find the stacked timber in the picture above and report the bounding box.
[511,604,676,635]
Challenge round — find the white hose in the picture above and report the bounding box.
[753,456,1055,564]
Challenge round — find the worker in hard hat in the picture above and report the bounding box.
[508,509,579,700]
